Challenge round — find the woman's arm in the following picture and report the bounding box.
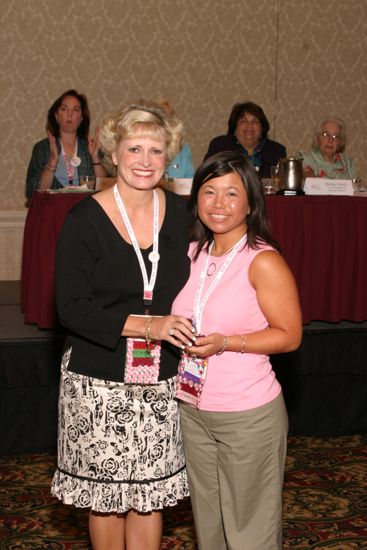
[26,137,57,199]
[88,127,106,177]
[56,204,194,350]
[188,250,302,357]
[55,209,126,349]
[122,314,195,348]
[38,133,60,191]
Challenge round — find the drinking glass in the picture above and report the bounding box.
[270,165,280,191]
[262,179,275,194]
[80,175,96,190]
[353,178,366,193]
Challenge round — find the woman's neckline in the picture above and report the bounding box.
[91,189,168,251]
[209,233,247,257]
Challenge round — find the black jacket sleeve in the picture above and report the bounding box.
[55,203,126,350]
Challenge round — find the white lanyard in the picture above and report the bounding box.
[61,140,79,182]
[193,234,247,333]
[113,184,160,309]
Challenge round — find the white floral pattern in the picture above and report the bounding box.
[51,349,189,513]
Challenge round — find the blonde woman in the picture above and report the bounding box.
[51,100,195,549]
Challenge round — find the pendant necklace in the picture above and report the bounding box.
[206,238,246,277]
[207,262,217,277]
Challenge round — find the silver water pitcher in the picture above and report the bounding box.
[277,157,304,195]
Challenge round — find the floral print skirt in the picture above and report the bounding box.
[51,349,189,513]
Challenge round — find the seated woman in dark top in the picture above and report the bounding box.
[204,101,286,178]
[26,89,105,199]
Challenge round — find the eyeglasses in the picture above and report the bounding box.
[319,131,341,141]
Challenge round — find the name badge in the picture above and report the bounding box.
[176,352,208,408]
[124,338,161,384]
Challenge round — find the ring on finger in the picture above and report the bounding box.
[168,327,174,336]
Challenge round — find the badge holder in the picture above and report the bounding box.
[176,351,208,408]
[124,338,161,385]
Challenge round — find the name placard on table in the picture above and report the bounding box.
[304,178,354,196]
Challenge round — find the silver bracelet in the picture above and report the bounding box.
[216,335,227,355]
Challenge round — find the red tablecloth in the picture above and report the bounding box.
[21,192,91,328]
[265,195,367,324]
[21,192,367,328]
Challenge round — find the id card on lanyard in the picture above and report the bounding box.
[114,184,161,384]
[125,337,161,384]
[176,234,247,407]
[176,351,208,406]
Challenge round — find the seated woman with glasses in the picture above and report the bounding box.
[299,116,358,180]
[203,101,286,178]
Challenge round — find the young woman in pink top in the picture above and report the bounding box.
[170,151,302,550]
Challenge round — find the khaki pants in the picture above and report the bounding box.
[180,392,288,550]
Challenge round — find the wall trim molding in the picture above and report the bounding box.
[0,210,27,280]
[0,210,27,229]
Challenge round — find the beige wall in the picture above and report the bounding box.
[1,0,367,212]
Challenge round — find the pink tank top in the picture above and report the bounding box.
[171,241,281,411]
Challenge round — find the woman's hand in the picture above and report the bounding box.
[38,132,59,191]
[47,131,59,165]
[88,127,100,162]
[88,128,105,176]
[185,333,225,357]
[150,315,196,349]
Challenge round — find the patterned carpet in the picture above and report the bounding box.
[0,435,366,549]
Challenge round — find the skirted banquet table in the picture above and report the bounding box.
[21,191,367,329]
[266,194,367,323]
[21,191,93,328]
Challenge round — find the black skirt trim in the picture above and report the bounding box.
[56,464,186,485]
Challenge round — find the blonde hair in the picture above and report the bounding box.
[99,99,184,174]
